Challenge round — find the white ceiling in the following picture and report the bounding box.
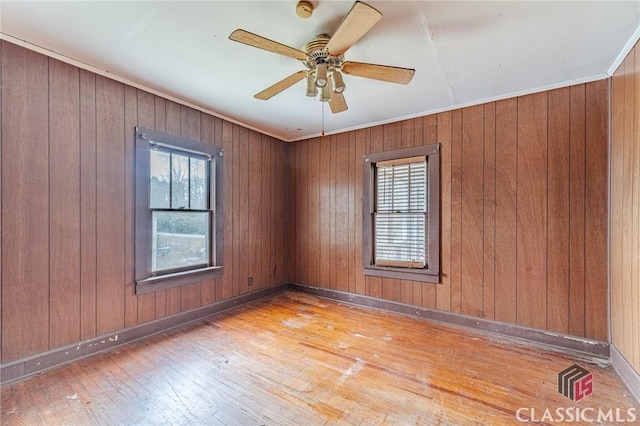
[1,1,639,142]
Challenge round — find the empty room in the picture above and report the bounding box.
[1,1,640,424]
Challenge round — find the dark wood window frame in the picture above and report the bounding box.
[134,126,224,294]
[362,144,440,283]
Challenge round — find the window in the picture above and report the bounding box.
[135,127,224,294]
[362,144,440,282]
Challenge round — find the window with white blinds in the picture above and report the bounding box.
[374,156,427,268]
[362,143,439,283]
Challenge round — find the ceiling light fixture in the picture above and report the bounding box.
[229,1,416,116]
[306,71,316,97]
[331,70,345,93]
[315,63,328,88]
[319,83,331,102]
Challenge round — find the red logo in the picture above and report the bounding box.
[558,364,593,401]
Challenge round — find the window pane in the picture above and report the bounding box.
[171,153,190,209]
[376,161,426,213]
[190,157,207,210]
[152,211,209,272]
[375,213,425,267]
[150,150,170,209]
[374,159,427,268]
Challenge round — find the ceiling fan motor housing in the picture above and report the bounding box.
[302,34,344,71]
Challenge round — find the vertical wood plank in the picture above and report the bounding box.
[611,63,625,349]
[307,139,321,286]
[354,129,367,296]
[220,120,234,300]
[460,105,484,318]
[569,84,586,338]
[135,90,156,324]
[274,139,287,284]
[623,55,636,357]
[516,92,548,330]
[259,135,271,289]
[329,136,337,290]
[494,99,518,325]
[291,143,304,283]
[236,126,249,295]
[49,59,81,348]
[2,43,50,361]
[634,43,640,371]
[0,41,3,363]
[482,102,496,320]
[449,109,463,313]
[79,69,97,340]
[546,87,570,334]
[248,131,263,289]
[348,131,356,294]
[287,143,297,284]
[584,80,608,341]
[123,86,138,327]
[298,141,309,284]
[436,112,452,312]
[620,58,635,357]
[319,137,331,288]
[335,133,350,292]
[95,75,125,335]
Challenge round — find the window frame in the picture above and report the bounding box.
[134,126,224,294]
[362,144,440,283]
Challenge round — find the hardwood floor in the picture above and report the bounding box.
[1,291,638,425]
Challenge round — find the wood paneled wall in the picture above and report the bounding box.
[0,41,288,363]
[288,81,609,341]
[611,39,640,373]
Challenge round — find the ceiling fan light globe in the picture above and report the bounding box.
[315,63,328,88]
[306,73,317,96]
[331,70,346,93]
[319,84,331,102]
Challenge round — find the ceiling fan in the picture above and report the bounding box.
[229,1,415,114]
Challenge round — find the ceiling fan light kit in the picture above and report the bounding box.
[229,1,415,114]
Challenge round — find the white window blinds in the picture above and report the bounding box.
[374,156,427,268]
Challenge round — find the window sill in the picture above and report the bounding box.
[363,265,439,283]
[136,266,224,294]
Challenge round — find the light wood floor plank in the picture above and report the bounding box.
[2,291,638,425]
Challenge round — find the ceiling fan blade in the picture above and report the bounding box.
[326,1,382,56]
[254,70,307,100]
[229,29,307,61]
[342,61,415,84]
[329,91,348,114]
